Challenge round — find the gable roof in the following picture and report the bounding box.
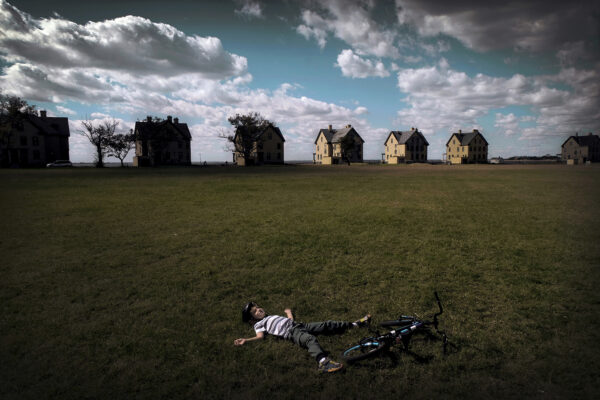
[257,125,286,142]
[135,118,191,140]
[386,129,429,146]
[446,130,488,146]
[233,124,286,142]
[561,134,599,148]
[26,114,70,137]
[314,126,364,144]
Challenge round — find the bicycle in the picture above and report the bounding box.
[341,292,449,364]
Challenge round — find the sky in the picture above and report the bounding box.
[1,0,598,162]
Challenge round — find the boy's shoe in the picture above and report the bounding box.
[353,314,371,327]
[318,358,344,373]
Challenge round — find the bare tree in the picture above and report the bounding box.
[107,130,135,167]
[80,119,119,167]
[0,93,37,167]
[220,112,273,165]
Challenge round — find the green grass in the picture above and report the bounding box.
[1,164,599,399]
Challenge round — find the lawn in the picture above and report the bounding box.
[1,164,599,399]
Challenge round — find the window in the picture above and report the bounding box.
[267,152,271,160]
[32,136,39,146]
[33,150,40,160]
[277,143,281,150]
[20,136,27,146]
[277,153,281,160]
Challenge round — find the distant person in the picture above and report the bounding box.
[234,302,370,373]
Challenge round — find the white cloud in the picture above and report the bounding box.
[55,105,76,116]
[0,1,247,79]
[335,49,390,78]
[234,0,264,19]
[494,113,518,136]
[395,59,600,140]
[297,0,400,58]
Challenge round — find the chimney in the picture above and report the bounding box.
[147,116,152,122]
[174,117,179,124]
[576,132,578,136]
[411,127,414,131]
[473,129,478,133]
[589,132,593,136]
[328,124,332,130]
[40,110,47,118]
[346,124,351,128]
[459,129,462,133]
[167,115,172,123]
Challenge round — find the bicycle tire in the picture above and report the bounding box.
[341,339,389,363]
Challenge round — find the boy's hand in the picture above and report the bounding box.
[284,308,293,320]
[234,338,246,346]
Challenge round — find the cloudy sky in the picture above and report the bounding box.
[1,0,598,162]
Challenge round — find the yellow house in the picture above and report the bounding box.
[561,133,599,164]
[314,124,364,164]
[446,129,489,164]
[384,128,428,164]
[233,124,285,166]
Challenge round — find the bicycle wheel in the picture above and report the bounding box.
[341,338,388,363]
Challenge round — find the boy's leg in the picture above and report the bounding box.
[290,327,327,361]
[303,320,351,335]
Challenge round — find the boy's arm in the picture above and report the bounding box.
[234,331,264,346]
[284,308,294,320]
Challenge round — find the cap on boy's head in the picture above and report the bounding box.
[242,301,257,323]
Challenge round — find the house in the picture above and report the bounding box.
[313,124,364,164]
[233,124,285,166]
[0,110,70,168]
[384,127,428,164]
[561,133,599,164]
[133,116,191,166]
[445,129,489,164]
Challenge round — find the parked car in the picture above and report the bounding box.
[46,160,73,168]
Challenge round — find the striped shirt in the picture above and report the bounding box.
[253,315,294,339]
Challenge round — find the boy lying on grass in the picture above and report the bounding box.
[234,301,370,373]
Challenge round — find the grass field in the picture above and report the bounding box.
[1,164,599,399]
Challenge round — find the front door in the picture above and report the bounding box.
[19,149,28,166]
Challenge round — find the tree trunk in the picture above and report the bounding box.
[96,144,103,168]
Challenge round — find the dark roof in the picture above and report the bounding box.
[561,134,599,147]
[386,129,429,146]
[27,114,70,137]
[445,130,488,146]
[135,119,191,140]
[258,125,285,142]
[314,126,364,144]
[233,124,286,142]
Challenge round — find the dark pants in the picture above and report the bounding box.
[289,321,351,361]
